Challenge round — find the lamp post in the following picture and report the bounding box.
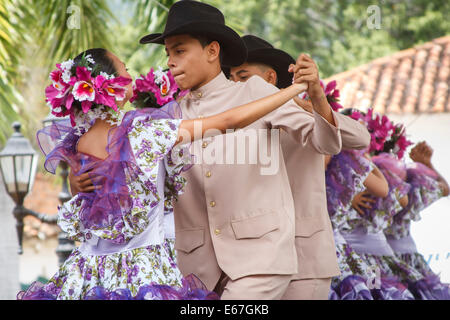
[0,120,75,265]
[42,113,76,265]
[0,122,50,254]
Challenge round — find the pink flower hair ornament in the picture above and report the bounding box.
[45,53,132,127]
[130,67,188,109]
[350,108,413,159]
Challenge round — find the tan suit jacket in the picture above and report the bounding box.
[173,72,344,290]
[281,113,370,280]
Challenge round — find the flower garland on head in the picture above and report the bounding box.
[384,122,414,160]
[45,53,132,136]
[350,108,413,159]
[298,79,343,111]
[130,67,188,109]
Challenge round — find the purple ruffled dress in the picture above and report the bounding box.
[385,162,450,300]
[342,153,442,300]
[326,150,415,300]
[326,150,376,300]
[17,102,218,300]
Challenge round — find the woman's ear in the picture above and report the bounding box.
[206,41,221,63]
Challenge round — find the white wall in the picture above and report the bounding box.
[0,172,20,299]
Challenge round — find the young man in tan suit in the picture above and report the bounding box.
[229,35,370,299]
[71,1,365,300]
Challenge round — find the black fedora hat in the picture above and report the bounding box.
[241,35,296,89]
[139,0,247,67]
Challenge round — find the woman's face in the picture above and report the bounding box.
[107,51,133,106]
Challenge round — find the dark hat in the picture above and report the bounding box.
[139,0,247,67]
[241,35,296,89]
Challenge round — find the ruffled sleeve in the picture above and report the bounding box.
[127,101,186,182]
[357,153,410,232]
[385,162,443,239]
[373,154,410,200]
[36,119,80,174]
[325,149,374,231]
[128,117,182,174]
[397,162,443,222]
[126,101,193,216]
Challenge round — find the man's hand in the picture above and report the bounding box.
[288,53,335,126]
[409,141,433,168]
[351,190,376,216]
[68,169,96,195]
[289,54,325,101]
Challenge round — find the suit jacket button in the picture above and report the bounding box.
[210,201,216,207]
[202,142,208,148]
[214,229,221,235]
[206,171,212,178]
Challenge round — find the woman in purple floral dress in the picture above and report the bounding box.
[327,108,421,300]
[345,152,427,300]
[385,141,450,299]
[325,150,379,300]
[325,149,416,300]
[341,109,447,299]
[17,48,306,300]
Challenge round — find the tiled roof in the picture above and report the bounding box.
[325,36,450,114]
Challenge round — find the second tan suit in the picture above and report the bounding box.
[280,113,370,299]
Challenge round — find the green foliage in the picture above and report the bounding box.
[32,0,116,64]
[206,0,450,77]
[1,0,116,149]
[116,0,248,77]
[120,0,176,74]
[0,0,23,147]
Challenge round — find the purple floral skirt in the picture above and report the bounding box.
[17,239,218,300]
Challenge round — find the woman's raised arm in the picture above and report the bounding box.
[175,83,307,145]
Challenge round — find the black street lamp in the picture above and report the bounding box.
[0,120,75,265]
[0,122,52,254]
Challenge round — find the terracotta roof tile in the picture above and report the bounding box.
[325,36,450,114]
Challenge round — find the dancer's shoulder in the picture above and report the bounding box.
[231,74,279,100]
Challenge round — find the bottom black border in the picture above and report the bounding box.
[2,299,446,319]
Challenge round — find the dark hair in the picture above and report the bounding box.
[69,48,118,112]
[190,34,224,64]
[73,48,118,76]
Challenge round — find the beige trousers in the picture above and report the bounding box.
[281,278,332,300]
[214,272,293,300]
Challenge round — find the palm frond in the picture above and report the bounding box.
[0,0,24,147]
[32,0,117,63]
[0,0,118,148]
